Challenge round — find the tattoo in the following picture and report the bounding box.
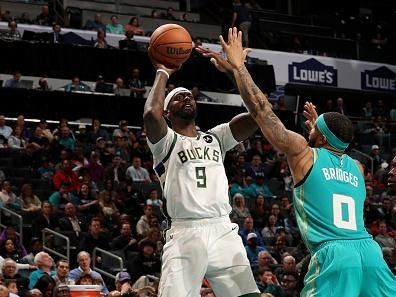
[236,65,272,118]
[234,64,292,149]
[262,109,288,146]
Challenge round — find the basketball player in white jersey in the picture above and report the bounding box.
[143,53,261,296]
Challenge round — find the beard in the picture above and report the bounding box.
[174,108,197,120]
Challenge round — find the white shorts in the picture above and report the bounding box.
[158,216,259,297]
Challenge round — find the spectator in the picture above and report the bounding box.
[273,255,297,283]
[119,30,138,51]
[18,12,32,24]
[151,9,160,18]
[113,78,130,96]
[256,267,283,296]
[258,250,278,269]
[58,203,86,237]
[21,238,43,266]
[114,271,156,297]
[125,156,151,183]
[75,272,100,285]
[250,194,269,229]
[64,76,91,92]
[127,239,161,282]
[1,239,24,263]
[79,217,110,255]
[7,126,26,149]
[94,29,108,49]
[0,114,12,140]
[231,0,252,47]
[28,252,55,289]
[84,14,106,32]
[128,68,146,99]
[375,221,396,249]
[106,15,124,35]
[112,120,136,146]
[88,118,110,143]
[68,251,108,294]
[4,71,22,88]
[2,258,29,296]
[164,7,176,20]
[36,78,50,91]
[52,284,70,297]
[19,183,41,212]
[5,279,18,296]
[281,272,299,297]
[49,23,63,44]
[136,204,154,239]
[0,180,21,210]
[230,193,251,228]
[104,155,127,188]
[26,289,43,297]
[52,260,71,286]
[245,232,267,265]
[53,160,79,192]
[33,274,56,297]
[239,216,264,246]
[334,97,348,115]
[124,17,144,36]
[6,20,21,40]
[109,223,138,255]
[94,75,108,93]
[85,152,105,189]
[35,4,54,26]
[98,190,119,223]
[32,201,59,237]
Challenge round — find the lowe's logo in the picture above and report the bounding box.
[361,66,396,92]
[288,58,337,86]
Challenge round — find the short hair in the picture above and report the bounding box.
[0,285,9,293]
[34,251,48,266]
[27,289,43,297]
[323,112,353,143]
[56,259,69,268]
[77,251,90,261]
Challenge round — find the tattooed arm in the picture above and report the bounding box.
[221,28,313,183]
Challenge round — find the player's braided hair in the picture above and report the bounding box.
[323,112,354,143]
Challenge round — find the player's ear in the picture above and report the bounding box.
[163,109,169,120]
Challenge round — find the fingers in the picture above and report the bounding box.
[227,28,233,45]
[219,34,227,49]
[210,57,219,67]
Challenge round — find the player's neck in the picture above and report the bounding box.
[172,120,197,137]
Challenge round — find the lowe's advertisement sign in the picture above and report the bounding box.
[361,66,396,92]
[288,58,338,86]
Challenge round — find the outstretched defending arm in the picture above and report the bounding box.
[221,28,312,182]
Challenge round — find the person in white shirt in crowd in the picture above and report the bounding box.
[125,156,151,182]
[0,114,12,140]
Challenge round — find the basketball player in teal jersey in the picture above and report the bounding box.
[207,27,396,296]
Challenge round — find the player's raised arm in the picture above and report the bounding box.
[220,28,309,158]
[143,61,177,144]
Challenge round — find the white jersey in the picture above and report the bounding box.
[147,123,238,220]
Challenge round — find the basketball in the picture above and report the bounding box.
[148,24,193,68]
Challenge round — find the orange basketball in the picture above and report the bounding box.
[148,24,193,69]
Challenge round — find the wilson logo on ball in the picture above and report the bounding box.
[166,47,192,55]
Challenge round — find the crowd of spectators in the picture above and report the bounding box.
[0,106,394,297]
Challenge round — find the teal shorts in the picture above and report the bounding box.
[301,238,396,297]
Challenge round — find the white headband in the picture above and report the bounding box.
[164,87,191,111]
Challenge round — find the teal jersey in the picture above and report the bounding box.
[293,148,371,251]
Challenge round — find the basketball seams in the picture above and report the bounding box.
[154,42,193,47]
[149,24,192,68]
[150,27,186,46]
